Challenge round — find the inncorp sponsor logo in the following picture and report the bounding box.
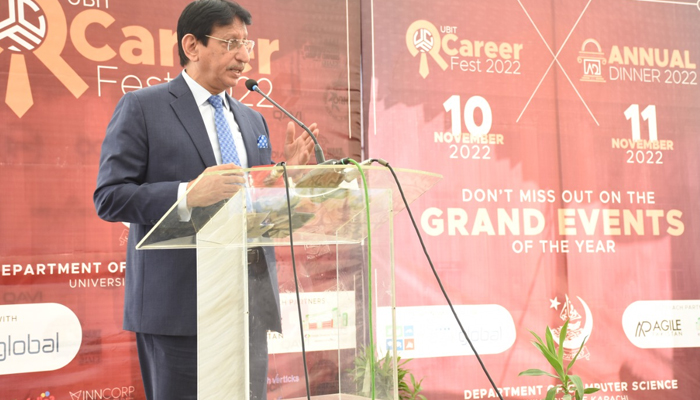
[623,300,700,348]
[69,386,136,400]
[405,20,523,78]
[0,303,82,375]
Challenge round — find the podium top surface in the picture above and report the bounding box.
[136,164,441,249]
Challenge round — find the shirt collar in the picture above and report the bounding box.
[182,70,230,110]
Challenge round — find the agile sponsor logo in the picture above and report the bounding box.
[635,319,681,337]
[623,300,700,348]
[0,303,82,375]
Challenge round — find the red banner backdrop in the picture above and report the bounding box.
[2,0,699,399]
[363,0,700,399]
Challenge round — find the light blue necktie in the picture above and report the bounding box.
[208,95,253,212]
[208,95,241,166]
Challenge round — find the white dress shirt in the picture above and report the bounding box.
[177,70,250,217]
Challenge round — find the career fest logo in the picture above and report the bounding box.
[0,0,89,118]
[405,20,448,79]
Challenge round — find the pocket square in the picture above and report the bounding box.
[257,135,269,149]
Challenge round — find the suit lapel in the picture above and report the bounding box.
[227,94,261,167]
[169,75,217,168]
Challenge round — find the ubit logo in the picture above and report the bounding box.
[405,20,448,78]
[0,0,89,117]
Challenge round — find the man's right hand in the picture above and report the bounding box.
[186,164,245,208]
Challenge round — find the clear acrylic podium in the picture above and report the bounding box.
[137,164,441,400]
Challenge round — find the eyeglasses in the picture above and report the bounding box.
[205,35,255,53]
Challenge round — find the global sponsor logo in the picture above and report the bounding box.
[0,303,82,375]
[69,386,136,400]
[549,295,593,361]
[0,332,60,361]
[623,300,700,348]
[405,20,523,78]
[458,326,504,347]
[577,37,697,85]
[377,304,515,358]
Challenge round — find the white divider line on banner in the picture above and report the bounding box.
[516,0,600,126]
[635,0,698,6]
[345,0,353,139]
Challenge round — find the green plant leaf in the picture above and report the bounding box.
[545,325,557,354]
[558,319,569,365]
[584,387,601,394]
[566,336,588,371]
[563,394,572,400]
[530,341,564,379]
[570,374,584,399]
[531,340,553,360]
[530,330,546,347]
[544,386,557,400]
[518,369,560,379]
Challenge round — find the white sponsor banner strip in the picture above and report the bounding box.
[622,300,700,348]
[0,303,82,375]
[377,304,516,358]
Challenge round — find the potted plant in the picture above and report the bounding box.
[518,320,600,400]
[350,346,426,400]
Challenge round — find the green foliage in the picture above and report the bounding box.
[350,346,427,400]
[518,320,600,400]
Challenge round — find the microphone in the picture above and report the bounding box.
[245,79,326,164]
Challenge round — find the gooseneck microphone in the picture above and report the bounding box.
[245,79,326,164]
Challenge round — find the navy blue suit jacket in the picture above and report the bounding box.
[94,73,281,336]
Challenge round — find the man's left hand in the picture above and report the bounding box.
[284,121,319,165]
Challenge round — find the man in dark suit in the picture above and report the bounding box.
[94,1,319,399]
